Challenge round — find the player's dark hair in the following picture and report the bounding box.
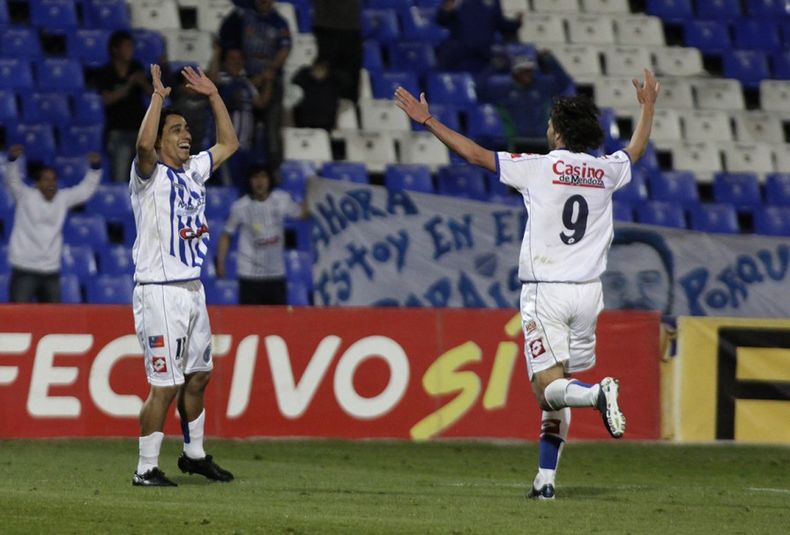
[550,95,604,153]
[33,165,57,182]
[155,108,186,144]
[246,165,275,195]
[108,30,133,56]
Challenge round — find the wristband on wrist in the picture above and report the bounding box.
[152,91,166,100]
[421,114,434,126]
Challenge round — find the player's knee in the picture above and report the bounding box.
[185,370,211,392]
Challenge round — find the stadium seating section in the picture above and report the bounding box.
[0,0,789,305]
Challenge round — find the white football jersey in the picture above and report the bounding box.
[498,149,631,283]
[130,151,214,283]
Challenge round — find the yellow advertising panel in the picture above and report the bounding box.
[675,317,790,443]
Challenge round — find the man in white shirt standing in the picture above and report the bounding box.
[216,166,307,305]
[3,145,101,303]
[395,69,659,499]
[130,64,239,486]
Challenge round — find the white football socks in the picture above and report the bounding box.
[183,409,207,460]
[137,431,164,474]
[544,378,600,410]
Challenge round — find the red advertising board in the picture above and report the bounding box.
[0,306,660,440]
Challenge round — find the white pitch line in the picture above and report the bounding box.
[747,487,790,494]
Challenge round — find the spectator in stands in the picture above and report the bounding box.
[436,0,522,73]
[93,30,152,182]
[219,0,292,168]
[292,58,340,131]
[313,0,361,102]
[216,166,308,305]
[207,45,273,187]
[3,145,102,303]
[494,53,575,143]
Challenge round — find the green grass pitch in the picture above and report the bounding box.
[0,439,788,534]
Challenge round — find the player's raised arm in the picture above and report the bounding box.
[394,87,496,172]
[182,65,240,171]
[135,64,170,179]
[623,68,660,163]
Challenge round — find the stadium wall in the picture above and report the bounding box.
[0,306,660,440]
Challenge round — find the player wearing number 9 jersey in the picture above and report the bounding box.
[395,68,660,500]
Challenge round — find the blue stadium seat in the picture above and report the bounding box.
[61,244,98,281]
[53,155,88,187]
[73,92,105,126]
[723,50,770,88]
[437,164,487,200]
[321,162,369,183]
[389,41,436,75]
[132,29,165,66]
[59,124,103,156]
[413,103,460,133]
[612,201,633,222]
[649,170,700,207]
[99,245,134,276]
[0,59,34,91]
[22,92,71,126]
[689,204,740,234]
[733,20,782,52]
[770,50,790,80]
[204,279,239,305]
[69,29,111,69]
[86,275,134,304]
[384,163,434,193]
[284,218,313,252]
[60,274,83,303]
[362,40,384,73]
[764,173,790,206]
[9,123,56,164]
[64,214,109,247]
[371,71,420,100]
[684,20,731,54]
[0,0,7,25]
[36,59,84,93]
[478,74,512,104]
[361,9,400,44]
[466,103,506,148]
[365,0,410,10]
[613,167,649,205]
[205,186,239,221]
[0,28,42,60]
[84,0,131,30]
[695,0,741,20]
[284,249,313,287]
[0,89,18,125]
[647,0,693,23]
[278,160,312,202]
[0,273,8,303]
[30,0,78,30]
[401,6,448,44]
[636,201,687,229]
[754,206,790,236]
[746,0,787,18]
[86,184,134,237]
[713,172,762,210]
[287,281,311,306]
[426,73,477,106]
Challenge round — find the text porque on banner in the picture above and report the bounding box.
[0,306,660,441]
[306,178,790,317]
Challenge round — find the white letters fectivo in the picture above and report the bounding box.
[1,332,411,421]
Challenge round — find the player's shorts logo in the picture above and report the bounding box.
[148,335,165,348]
[525,320,538,334]
[529,338,546,358]
[152,356,168,373]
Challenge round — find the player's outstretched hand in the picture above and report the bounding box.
[394,87,432,125]
[150,64,171,98]
[7,144,23,161]
[182,66,219,98]
[632,68,660,106]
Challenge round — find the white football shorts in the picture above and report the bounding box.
[520,281,603,380]
[133,280,213,387]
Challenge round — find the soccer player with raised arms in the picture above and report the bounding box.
[395,69,659,499]
[130,64,239,486]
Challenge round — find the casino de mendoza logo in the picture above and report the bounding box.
[551,160,605,188]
